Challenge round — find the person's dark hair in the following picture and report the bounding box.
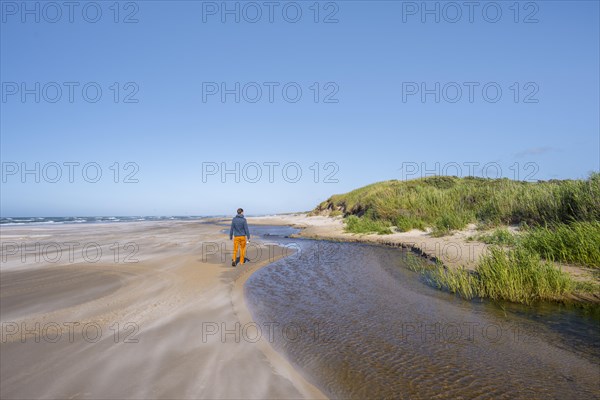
[237,208,244,214]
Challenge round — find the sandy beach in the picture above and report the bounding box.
[2,215,599,399]
[0,220,324,399]
[3,1,598,398]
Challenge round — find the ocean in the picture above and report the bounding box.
[0,216,211,226]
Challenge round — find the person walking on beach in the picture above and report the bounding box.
[230,208,250,267]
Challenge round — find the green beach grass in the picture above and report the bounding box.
[344,215,392,235]
[471,222,600,268]
[520,222,600,268]
[314,173,599,231]
[312,174,600,305]
[421,247,577,304]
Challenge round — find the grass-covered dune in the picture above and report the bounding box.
[312,174,600,305]
[313,174,600,236]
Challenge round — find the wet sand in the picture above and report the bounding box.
[0,221,324,399]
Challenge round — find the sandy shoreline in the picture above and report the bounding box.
[0,220,325,399]
[2,215,597,398]
[230,250,325,400]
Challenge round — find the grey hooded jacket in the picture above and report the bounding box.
[230,214,250,239]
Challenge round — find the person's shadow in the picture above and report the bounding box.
[234,257,251,265]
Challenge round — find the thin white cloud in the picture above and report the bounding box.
[514,146,556,158]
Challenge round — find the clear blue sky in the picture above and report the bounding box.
[1,0,599,216]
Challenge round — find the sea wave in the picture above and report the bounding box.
[0,216,207,226]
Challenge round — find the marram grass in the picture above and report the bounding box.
[344,215,392,235]
[520,221,600,268]
[315,174,600,304]
[315,173,600,236]
[417,247,578,305]
[473,227,519,246]
[476,247,575,303]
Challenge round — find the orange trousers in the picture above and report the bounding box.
[232,236,247,264]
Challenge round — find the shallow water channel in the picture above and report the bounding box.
[246,226,600,399]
